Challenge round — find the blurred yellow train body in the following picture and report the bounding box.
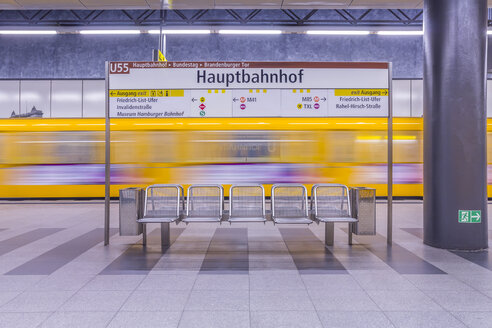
[0,117,479,199]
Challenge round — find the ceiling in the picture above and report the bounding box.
[0,0,431,10]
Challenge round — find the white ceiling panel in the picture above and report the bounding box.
[349,0,422,9]
[80,0,150,9]
[161,0,214,9]
[146,0,161,9]
[16,0,85,8]
[0,0,22,9]
[215,0,282,9]
[281,0,351,9]
[0,0,483,10]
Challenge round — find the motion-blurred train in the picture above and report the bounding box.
[1,117,490,198]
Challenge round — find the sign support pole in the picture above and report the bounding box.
[104,62,110,246]
[387,63,393,246]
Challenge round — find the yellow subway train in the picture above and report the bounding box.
[0,117,489,198]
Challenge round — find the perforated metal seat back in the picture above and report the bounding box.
[315,185,350,218]
[273,185,307,218]
[230,185,264,218]
[187,185,222,218]
[145,185,181,218]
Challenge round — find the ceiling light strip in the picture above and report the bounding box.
[218,30,282,35]
[0,30,57,35]
[377,30,423,35]
[306,30,370,35]
[148,29,211,34]
[79,30,141,35]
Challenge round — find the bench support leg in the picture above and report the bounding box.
[142,224,147,246]
[161,222,170,248]
[325,222,334,246]
[348,223,353,245]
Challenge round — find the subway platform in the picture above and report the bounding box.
[0,201,490,327]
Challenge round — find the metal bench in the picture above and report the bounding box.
[311,183,356,246]
[271,184,312,224]
[183,184,224,223]
[228,184,266,223]
[138,184,184,247]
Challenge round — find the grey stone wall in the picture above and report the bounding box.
[0,33,423,79]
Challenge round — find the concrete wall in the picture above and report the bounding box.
[0,34,423,79]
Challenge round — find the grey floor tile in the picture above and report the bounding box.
[121,290,189,312]
[403,274,473,291]
[6,228,117,275]
[301,274,362,291]
[350,270,417,291]
[452,311,492,328]
[0,312,51,328]
[82,275,145,291]
[455,273,492,291]
[0,292,20,307]
[0,275,45,291]
[309,290,379,311]
[185,290,249,311]
[385,311,466,328]
[367,290,443,311]
[31,274,94,291]
[193,274,249,290]
[250,290,315,311]
[250,272,305,290]
[59,290,132,312]
[251,311,322,328]
[425,291,492,312]
[138,274,197,291]
[249,261,297,270]
[179,311,249,328]
[317,311,393,328]
[39,311,115,328]
[0,291,74,313]
[108,311,181,328]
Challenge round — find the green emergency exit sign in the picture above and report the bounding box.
[458,210,481,223]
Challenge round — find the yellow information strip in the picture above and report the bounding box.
[335,89,388,96]
[109,89,184,97]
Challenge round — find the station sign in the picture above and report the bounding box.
[107,61,390,118]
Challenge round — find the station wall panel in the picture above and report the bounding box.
[411,79,423,117]
[51,80,83,118]
[488,80,492,118]
[0,80,20,118]
[82,80,105,118]
[392,80,411,117]
[3,78,492,118]
[19,80,51,118]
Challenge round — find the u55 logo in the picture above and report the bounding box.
[110,63,129,74]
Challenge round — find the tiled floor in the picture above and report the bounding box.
[0,200,491,327]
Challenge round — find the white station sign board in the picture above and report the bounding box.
[108,61,390,118]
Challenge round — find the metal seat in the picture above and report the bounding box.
[138,184,184,224]
[271,184,312,224]
[311,183,355,246]
[311,184,355,223]
[138,184,184,247]
[228,184,266,223]
[183,184,224,223]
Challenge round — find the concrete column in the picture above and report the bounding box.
[424,0,488,250]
